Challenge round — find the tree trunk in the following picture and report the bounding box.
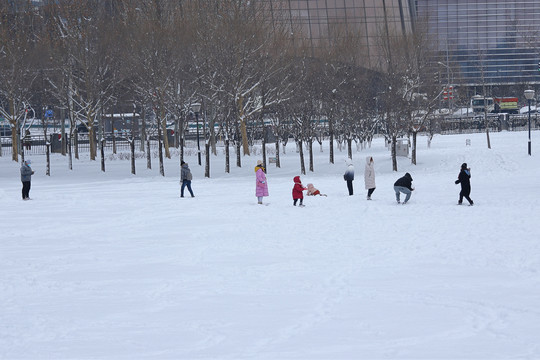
[162,115,171,159]
[158,121,164,176]
[391,135,398,172]
[146,139,151,169]
[68,134,73,170]
[100,138,105,172]
[9,99,18,161]
[329,125,334,164]
[180,135,184,165]
[130,138,136,175]
[411,131,417,165]
[298,140,306,175]
[74,129,79,160]
[347,138,352,160]
[89,126,97,160]
[262,136,267,173]
[309,140,314,172]
[275,140,280,168]
[46,144,51,176]
[61,109,66,156]
[236,141,241,168]
[205,141,210,178]
[225,138,230,173]
[111,115,116,154]
[238,96,250,156]
[140,109,146,152]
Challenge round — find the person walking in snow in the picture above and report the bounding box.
[455,162,474,206]
[255,160,268,205]
[364,156,376,200]
[20,159,34,200]
[306,183,327,197]
[394,172,414,204]
[180,161,194,197]
[292,176,307,206]
[343,158,354,196]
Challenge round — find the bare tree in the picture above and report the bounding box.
[0,2,40,161]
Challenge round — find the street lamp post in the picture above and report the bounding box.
[524,89,535,156]
[192,103,201,165]
[437,61,453,112]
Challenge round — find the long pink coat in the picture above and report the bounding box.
[256,168,269,197]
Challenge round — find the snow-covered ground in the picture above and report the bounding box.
[1,131,540,359]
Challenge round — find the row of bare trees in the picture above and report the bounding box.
[0,0,444,175]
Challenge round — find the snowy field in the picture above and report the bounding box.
[1,131,540,359]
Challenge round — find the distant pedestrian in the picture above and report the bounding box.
[306,183,327,197]
[255,160,268,204]
[292,176,307,206]
[343,158,354,196]
[364,156,376,200]
[394,172,414,204]
[23,129,31,150]
[455,163,474,206]
[20,159,34,200]
[180,161,194,197]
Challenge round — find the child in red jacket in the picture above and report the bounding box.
[292,176,307,207]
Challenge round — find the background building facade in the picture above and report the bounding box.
[415,0,540,87]
[260,0,540,89]
[258,0,415,69]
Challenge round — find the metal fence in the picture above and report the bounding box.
[1,115,538,156]
[0,133,198,157]
[437,113,539,135]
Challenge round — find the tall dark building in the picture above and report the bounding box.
[416,0,540,86]
[257,0,415,69]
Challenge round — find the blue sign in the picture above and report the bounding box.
[45,109,54,119]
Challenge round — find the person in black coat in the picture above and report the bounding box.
[455,163,474,205]
[343,159,354,196]
[393,172,414,204]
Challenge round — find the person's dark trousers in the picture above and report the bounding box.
[293,198,303,206]
[22,181,31,199]
[181,180,194,197]
[346,180,353,195]
[367,188,375,197]
[459,189,473,205]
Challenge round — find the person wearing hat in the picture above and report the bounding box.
[255,160,268,204]
[393,172,414,204]
[455,163,474,205]
[20,159,35,200]
[180,161,194,197]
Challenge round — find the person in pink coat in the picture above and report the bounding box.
[255,160,269,204]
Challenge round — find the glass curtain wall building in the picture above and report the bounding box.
[257,0,415,69]
[415,0,540,86]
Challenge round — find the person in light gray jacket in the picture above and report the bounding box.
[20,159,34,200]
[180,161,194,198]
[364,156,376,200]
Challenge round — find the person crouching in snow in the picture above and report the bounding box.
[393,172,414,204]
[455,162,474,206]
[292,176,307,206]
[306,183,327,197]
